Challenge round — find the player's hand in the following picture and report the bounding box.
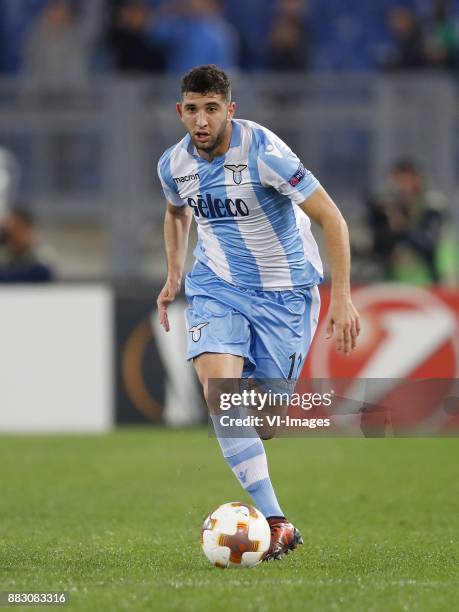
[157,277,181,332]
[325,297,360,356]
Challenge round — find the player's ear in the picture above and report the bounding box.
[227,101,236,121]
[176,102,184,121]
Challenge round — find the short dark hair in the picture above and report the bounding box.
[181,65,231,101]
[391,159,419,175]
[10,204,35,227]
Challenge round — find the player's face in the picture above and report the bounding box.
[177,92,235,157]
[391,170,420,198]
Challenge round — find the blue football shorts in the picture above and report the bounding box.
[184,262,321,380]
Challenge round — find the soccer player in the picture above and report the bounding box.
[157,65,360,561]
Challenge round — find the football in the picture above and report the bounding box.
[200,502,271,569]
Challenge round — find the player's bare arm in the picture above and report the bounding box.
[299,185,361,356]
[157,202,192,332]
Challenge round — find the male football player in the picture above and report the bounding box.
[157,65,360,560]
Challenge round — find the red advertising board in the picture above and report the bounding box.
[298,284,459,435]
[303,284,459,380]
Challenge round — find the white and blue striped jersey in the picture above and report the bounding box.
[157,119,323,290]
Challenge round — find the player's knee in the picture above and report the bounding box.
[199,379,210,405]
[201,379,223,412]
[202,378,241,414]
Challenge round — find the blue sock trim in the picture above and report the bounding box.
[226,439,264,467]
[246,477,269,494]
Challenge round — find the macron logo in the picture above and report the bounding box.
[173,173,200,184]
[238,469,248,484]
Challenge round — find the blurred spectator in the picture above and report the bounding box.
[0,206,55,283]
[108,0,165,73]
[425,0,458,70]
[0,148,21,220]
[383,7,428,70]
[268,0,311,71]
[367,160,447,284]
[23,0,91,84]
[149,0,239,73]
[222,0,277,70]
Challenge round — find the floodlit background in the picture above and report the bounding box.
[0,0,458,429]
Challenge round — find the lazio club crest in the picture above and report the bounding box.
[225,164,248,185]
[189,322,209,342]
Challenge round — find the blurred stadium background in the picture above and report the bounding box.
[1,0,459,432]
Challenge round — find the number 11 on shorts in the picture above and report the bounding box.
[288,353,303,380]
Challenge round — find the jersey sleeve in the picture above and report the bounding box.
[256,128,320,205]
[157,149,184,207]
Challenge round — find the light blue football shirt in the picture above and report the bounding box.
[157,119,323,291]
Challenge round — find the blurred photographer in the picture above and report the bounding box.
[367,160,447,284]
[0,206,55,283]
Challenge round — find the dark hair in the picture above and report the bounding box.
[391,159,419,175]
[181,65,231,101]
[46,0,75,13]
[10,204,35,227]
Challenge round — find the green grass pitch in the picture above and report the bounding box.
[1,429,459,611]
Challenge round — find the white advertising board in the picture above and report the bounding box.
[0,286,113,432]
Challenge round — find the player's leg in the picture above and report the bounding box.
[242,286,321,559]
[185,262,291,542]
[194,352,285,522]
[249,285,321,440]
